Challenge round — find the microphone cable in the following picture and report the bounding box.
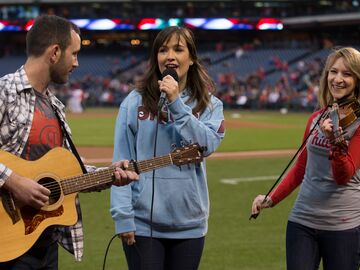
[147,68,178,262]
[102,234,143,270]
[102,234,117,270]
[147,104,163,258]
[103,70,176,269]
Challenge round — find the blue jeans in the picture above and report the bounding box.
[123,236,205,270]
[286,221,360,270]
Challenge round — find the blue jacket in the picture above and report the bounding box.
[110,89,225,238]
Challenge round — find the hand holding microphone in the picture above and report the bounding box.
[158,68,179,109]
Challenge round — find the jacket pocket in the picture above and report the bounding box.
[133,173,208,229]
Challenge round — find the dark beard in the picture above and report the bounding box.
[50,59,68,85]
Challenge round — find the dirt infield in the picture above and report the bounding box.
[68,111,297,129]
[72,111,298,164]
[78,147,296,164]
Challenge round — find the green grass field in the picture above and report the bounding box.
[59,108,311,270]
[69,109,309,151]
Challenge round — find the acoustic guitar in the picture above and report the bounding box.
[0,143,204,262]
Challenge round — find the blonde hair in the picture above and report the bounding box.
[318,47,360,108]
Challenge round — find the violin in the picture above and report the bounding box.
[327,96,360,149]
[250,96,360,221]
[332,96,360,129]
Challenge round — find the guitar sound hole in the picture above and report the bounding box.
[38,177,61,205]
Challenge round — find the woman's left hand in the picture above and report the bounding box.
[320,118,334,139]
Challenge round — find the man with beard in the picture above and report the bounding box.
[0,15,138,270]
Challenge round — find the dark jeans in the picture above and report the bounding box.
[123,236,205,270]
[0,241,58,270]
[286,221,360,270]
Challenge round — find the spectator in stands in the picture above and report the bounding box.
[110,26,225,270]
[0,15,138,270]
[251,47,360,270]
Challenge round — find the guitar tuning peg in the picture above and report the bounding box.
[180,140,191,147]
[170,143,177,152]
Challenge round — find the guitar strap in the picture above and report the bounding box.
[52,107,88,174]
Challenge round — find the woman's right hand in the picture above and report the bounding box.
[119,231,136,246]
[251,195,273,216]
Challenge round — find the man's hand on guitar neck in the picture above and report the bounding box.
[112,160,139,186]
[3,172,50,209]
[86,160,139,192]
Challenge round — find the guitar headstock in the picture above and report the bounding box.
[170,143,205,166]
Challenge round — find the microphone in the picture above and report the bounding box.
[158,68,179,109]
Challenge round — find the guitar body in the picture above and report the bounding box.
[0,147,83,262]
[0,142,205,262]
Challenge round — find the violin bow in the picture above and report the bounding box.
[249,107,330,220]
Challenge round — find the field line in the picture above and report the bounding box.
[220,175,278,184]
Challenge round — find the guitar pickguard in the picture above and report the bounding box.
[21,206,64,235]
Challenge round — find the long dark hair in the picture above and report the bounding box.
[137,26,216,115]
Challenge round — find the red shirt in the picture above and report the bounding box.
[21,90,63,161]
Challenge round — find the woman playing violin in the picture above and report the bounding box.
[251,47,360,270]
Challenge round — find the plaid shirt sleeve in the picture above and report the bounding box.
[0,164,13,188]
[0,74,15,187]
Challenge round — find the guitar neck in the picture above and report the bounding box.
[61,154,173,194]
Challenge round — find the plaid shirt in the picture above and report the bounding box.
[0,66,85,261]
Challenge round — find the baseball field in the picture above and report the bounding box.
[59,108,311,270]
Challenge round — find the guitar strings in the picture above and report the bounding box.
[40,153,191,192]
[36,147,199,198]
